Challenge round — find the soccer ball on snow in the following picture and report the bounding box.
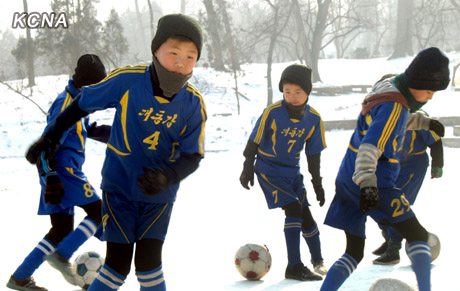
[405,232,441,262]
[73,251,105,290]
[234,243,271,280]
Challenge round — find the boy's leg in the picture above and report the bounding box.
[53,200,101,259]
[373,226,402,265]
[284,216,303,268]
[282,203,322,281]
[8,212,73,290]
[47,202,101,286]
[301,206,324,268]
[320,232,362,291]
[135,239,165,291]
[393,216,431,291]
[8,238,56,291]
[88,242,133,291]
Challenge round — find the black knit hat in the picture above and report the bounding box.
[151,14,203,61]
[72,54,106,88]
[403,47,450,91]
[279,64,313,94]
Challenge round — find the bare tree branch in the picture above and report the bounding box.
[0,81,47,115]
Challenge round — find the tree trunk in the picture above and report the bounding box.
[216,0,240,71]
[266,3,281,106]
[310,0,331,83]
[181,0,186,13]
[390,0,414,59]
[146,0,155,39]
[23,0,35,86]
[291,0,311,65]
[202,0,226,71]
[134,0,148,55]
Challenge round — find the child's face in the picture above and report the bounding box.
[154,38,198,75]
[409,88,435,103]
[283,83,308,106]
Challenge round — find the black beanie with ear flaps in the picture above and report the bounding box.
[72,54,106,88]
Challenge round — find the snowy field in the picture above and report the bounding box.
[1,55,460,290]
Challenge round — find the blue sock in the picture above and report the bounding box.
[13,238,56,280]
[57,218,98,259]
[88,264,126,291]
[320,254,357,291]
[302,223,323,263]
[137,264,166,290]
[406,241,431,291]
[284,216,303,268]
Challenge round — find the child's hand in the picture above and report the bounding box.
[431,167,442,179]
[240,160,254,190]
[45,173,64,204]
[311,178,325,206]
[26,136,58,164]
[138,167,169,196]
[359,186,379,212]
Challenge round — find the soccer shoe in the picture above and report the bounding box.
[312,261,328,275]
[285,264,323,281]
[372,230,389,256]
[372,251,400,265]
[6,275,48,291]
[45,252,78,286]
[372,241,388,256]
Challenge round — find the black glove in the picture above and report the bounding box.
[26,136,58,164]
[429,119,444,137]
[311,178,325,207]
[240,159,254,190]
[44,173,64,204]
[359,186,379,212]
[138,167,169,196]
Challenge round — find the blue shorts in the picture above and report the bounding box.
[324,180,415,238]
[38,167,100,215]
[256,172,309,209]
[100,192,173,244]
[396,167,427,204]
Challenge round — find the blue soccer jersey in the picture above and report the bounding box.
[44,79,89,169]
[399,128,439,170]
[77,65,206,203]
[337,101,409,189]
[249,100,326,177]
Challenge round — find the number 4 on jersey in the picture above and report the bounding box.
[143,131,160,150]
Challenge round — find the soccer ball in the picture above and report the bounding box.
[234,243,271,280]
[405,232,441,262]
[369,277,416,291]
[73,251,105,290]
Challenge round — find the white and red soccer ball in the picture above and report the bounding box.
[234,243,272,280]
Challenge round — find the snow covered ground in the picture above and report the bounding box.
[1,54,460,290]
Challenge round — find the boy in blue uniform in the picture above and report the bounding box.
[7,54,108,291]
[240,64,327,281]
[373,111,443,264]
[320,47,450,291]
[25,14,206,291]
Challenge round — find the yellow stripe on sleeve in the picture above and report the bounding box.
[60,93,72,112]
[119,90,131,153]
[186,85,207,155]
[377,103,402,151]
[309,107,327,147]
[254,102,282,144]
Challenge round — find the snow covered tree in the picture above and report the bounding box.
[101,9,129,69]
[35,0,103,73]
